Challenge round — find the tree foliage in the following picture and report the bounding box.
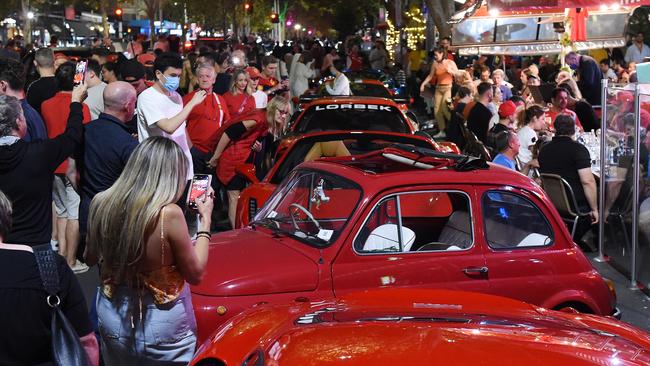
[425,0,455,39]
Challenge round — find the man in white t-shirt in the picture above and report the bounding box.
[84,59,106,120]
[137,52,206,182]
[245,66,268,109]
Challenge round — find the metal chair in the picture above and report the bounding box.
[539,173,591,238]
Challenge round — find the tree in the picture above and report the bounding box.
[143,0,164,48]
[426,0,455,40]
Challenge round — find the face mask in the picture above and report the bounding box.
[569,63,578,70]
[160,73,180,92]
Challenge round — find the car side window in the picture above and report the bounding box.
[354,191,473,253]
[482,191,554,249]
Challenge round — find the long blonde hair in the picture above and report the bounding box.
[229,68,253,95]
[266,96,290,139]
[86,137,188,284]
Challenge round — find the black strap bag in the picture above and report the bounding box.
[33,244,90,366]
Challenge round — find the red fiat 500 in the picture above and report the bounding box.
[192,146,618,342]
[191,289,645,366]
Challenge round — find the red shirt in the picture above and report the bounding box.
[41,92,91,174]
[548,108,583,131]
[222,91,256,117]
[183,90,230,153]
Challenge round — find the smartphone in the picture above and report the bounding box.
[73,61,87,86]
[187,174,212,210]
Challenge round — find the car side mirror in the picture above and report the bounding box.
[235,164,259,184]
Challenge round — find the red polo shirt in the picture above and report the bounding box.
[258,75,279,92]
[41,92,91,174]
[183,90,230,153]
[548,108,583,131]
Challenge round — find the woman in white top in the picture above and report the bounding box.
[517,105,545,172]
[325,59,351,96]
[290,51,316,98]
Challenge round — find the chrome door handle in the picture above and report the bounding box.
[463,266,488,274]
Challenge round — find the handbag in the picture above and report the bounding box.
[33,244,90,366]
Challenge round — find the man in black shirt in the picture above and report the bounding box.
[564,52,603,106]
[0,85,86,245]
[539,114,598,241]
[467,82,493,144]
[26,48,58,114]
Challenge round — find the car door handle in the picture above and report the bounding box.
[463,266,489,274]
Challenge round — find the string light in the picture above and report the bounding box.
[385,7,427,58]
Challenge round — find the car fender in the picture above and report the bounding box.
[540,288,608,315]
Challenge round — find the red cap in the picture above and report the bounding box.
[137,53,156,66]
[245,66,261,79]
[53,52,68,60]
[498,100,517,119]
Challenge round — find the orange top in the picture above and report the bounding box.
[101,207,185,305]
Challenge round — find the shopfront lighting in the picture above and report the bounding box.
[294,24,301,31]
[27,11,34,19]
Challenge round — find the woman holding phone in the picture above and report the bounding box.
[86,137,214,364]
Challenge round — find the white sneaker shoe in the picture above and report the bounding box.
[433,131,446,139]
[71,260,89,274]
[50,239,58,252]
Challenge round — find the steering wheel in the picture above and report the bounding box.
[289,203,321,233]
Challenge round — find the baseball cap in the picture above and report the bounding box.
[245,66,261,79]
[120,59,145,81]
[498,100,517,119]
[137,53,156,66]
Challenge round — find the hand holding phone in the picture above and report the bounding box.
[188,174,212,211]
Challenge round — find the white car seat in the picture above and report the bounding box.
[363,224,416,252]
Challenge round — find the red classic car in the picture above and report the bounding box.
[191,146,618,343]
[234,131,443,228]
[287,96,418,135]
[302,77,411,111]
[191,289,646,366]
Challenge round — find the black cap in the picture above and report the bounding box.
[120,59,145,81]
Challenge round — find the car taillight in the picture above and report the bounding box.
[248,198,258,222]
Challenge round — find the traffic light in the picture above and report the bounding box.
[244,2,253,14]
[114,8,123,21]
[270,12,279,23]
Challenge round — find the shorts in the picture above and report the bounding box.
[52,175,80,220]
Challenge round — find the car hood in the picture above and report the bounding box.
[191,228,320,297]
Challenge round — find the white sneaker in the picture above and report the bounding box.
[433,131,446,139]
[50,239,58,251]
[72,260,89,274]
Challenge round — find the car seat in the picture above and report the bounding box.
[438,211,472,249]
[363,224,416,252]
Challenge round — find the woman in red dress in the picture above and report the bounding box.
[209,69,267,228]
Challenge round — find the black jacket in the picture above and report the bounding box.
[0,103,83,245]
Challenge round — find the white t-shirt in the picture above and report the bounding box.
[252,90,268,109]
[137,86,194,180]
[85,82,106,120]
[517,125,537,165]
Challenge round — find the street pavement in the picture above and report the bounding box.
[76,251,650,332]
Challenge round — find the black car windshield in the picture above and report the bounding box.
[294,104,409,134]
[350,82,392,98]
[253,170,362,247]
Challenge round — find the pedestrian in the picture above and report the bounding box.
[78,81,138,241]
[0,189,98,365]
[84,59,107,120]
[325,59,351,96]
[259,55,288,99]
[101,62,119,84]
[420,47,459,138]
[369,39,388,71]
[137,52,207,187]
[564,52,603,106]
[256,96,291,178]
[346,44,363,72]
[289,51,315,98]
[0,84,86,246]
[86,137,214,365]
[26,48,57,114]
[625,32,650,65]
[41,62,92,273]
[0,57,47,142]
[246,66,268,109]
[221,68,256,117]
[91,47,110,66]
[467,82,494,144]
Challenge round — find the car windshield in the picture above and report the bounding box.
[350,82,392,98]
[294,104,409,134]
[253,170,362,247]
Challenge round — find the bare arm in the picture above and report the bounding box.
[165,203,212,285]
[420,63,436,92]
[208,120,258,167]
[578,167,599,224]
[155,90,206,134]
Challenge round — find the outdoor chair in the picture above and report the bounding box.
[539,173,591,238]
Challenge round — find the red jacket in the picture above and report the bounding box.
[215,109,268,185]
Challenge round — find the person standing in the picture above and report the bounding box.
[346,44,363,72]
[0,84,87,246]
[0,57,47,142]
[467,82,494,144]
[321,47,340,75]
[137,52,206,186]
[78,81,138,241]
[492,69,513,101]
[369,39,388,71]
[625,32,650,65]
[420,47,458,138]
[325,59,351,96]
[100,62,119,84]
[86,137,214,365]
[246,67,268,109]
[26,48,58,114]
[564,52,603,106]
[259,55,288,99]
[84,59,107,120]
[289,51,315,98]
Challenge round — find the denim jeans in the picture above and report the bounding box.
[97,284,197,365]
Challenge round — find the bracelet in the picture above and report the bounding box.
[197,231,211,236]
[196,233,211,240]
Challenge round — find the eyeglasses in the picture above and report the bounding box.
[277,110,289,116]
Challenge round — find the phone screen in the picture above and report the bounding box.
[188,174,211,210]
[74,61,87,86]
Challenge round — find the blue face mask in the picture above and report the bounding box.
[160,74,180,92]
[569,63,578,70]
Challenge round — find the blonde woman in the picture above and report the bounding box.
[420,47,459,138]
[86,137,214,364]
[257,96,291,177]
[223,68,255,116]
